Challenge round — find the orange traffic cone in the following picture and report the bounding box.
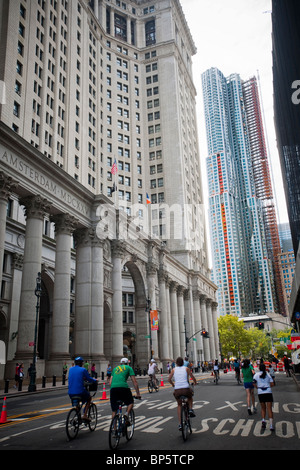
[0,397,7,424]
[160,375,164,387]
[100,382,107,400]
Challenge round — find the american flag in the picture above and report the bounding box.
[111,158,117,175]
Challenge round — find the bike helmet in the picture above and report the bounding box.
[120,357,129,364]
[75,356,84,364]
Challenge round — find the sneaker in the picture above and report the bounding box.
[248,408,252,415]
[253,407,257,414]
[178,424,182,431]
[270,425,275,431]
[261,421,266,429]
[189,409,196,417]
[124,415,130,427]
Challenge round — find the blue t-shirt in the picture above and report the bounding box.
[68,365,96,395]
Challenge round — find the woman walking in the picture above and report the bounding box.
[241,359,256,415]
[253,363,275,431]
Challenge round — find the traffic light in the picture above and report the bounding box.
[258,322,264,330]
[201,329,209,338]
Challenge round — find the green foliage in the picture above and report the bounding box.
[218,315,272,359]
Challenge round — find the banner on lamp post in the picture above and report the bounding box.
[150,310,158,330]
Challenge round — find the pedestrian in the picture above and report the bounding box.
[84,360,89,371]
[106,363,112,382]
[253,363,274,431]
[268,364,276,385]
[241,359,256,415]
[63,362,68,378]
[14,362,19,388]
[283,355,291,377]
[91,363,97,378]
[167,362,171,373]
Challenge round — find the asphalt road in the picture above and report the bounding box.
[0,370,299,461]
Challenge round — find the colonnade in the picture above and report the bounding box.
[0,170,219,378]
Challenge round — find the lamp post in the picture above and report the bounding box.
[28,272,42,392]
[146,297,152,360]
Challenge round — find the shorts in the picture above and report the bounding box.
[173,387,193,401]
[244,382,254,389]
[69,389,90,404]
[258,393,273,403]
[110,387,133,412]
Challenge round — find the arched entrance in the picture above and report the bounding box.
[122,260,149,369]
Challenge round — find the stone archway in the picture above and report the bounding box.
[123,260,149,369]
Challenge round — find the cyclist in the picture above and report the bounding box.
[147,358,159,389]
[213,359,219,381]
[68,356,98,422]
[109,358,141,422]
[168,356,197,430]
[233,358,241,383]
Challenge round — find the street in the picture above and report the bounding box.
[0,370,299,459]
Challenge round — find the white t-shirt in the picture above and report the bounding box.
[253,371,273,394]
[173,366,189,389]
[148,363,157,375]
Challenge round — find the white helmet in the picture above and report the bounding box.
[120,357,129,364]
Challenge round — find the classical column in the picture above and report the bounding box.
[158,268,169,368]
[147,261,158,359]
[165,277,173,359]
[212,302,220,360]
[170,281,181,359]
[177,287,186,357]
[47,214,78,373]
[200,295,210,361]
[192,290,203,363]
[16,195,51,359]
[0,172,18,285]
[111,240,124,366]
[73,228,92,357]
[7,254,23,360]
[90,230,105,362]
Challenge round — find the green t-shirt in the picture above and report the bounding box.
[242,365,254,383]
[110,364,135,389]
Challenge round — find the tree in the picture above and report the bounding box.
[218,315,252,358]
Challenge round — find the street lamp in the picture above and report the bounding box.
[28,272,42,392]
[146,297,153,360]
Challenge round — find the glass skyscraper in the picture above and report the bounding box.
[202,67,278,317]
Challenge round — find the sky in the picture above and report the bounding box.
[179,0,289,229]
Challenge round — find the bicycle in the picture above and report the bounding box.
[213,369,219,384]
[66,381,98,440]
[148,374,159,393]
[108,397,140,450]
[179,395,192,441]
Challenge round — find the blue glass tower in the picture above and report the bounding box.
[202,67,275,317]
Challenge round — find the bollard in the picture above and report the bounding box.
[18,379,23,391]
[62,374,65,385]
[101,371,104,381]
[52,375,56,386]
[4,380,9,394]
[42,376,46,388]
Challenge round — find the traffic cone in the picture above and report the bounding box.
[100,382,107,400]
[160,375,164,387]
[0,397,7,424]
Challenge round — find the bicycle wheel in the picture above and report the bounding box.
[148,379,154,393]
[109,416,121,450]
[66,408,80,440]
[180,404,189,441]
[88,403,97,432]
[125,409,135,441]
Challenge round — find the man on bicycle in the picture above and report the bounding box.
[233,358,241,382]
[147,358,159,389]
[213,360,220,381]
[68,356,98,422]
[168,356,197,430]
[109,358,141,422]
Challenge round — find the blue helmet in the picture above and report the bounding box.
[75,356,84,364]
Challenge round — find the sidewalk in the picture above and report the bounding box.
[0,372,173,400]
